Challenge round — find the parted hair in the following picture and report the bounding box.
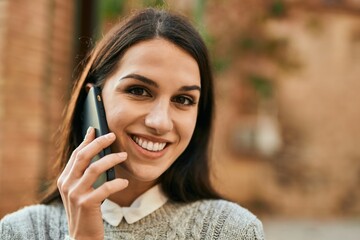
[42,8,219,203]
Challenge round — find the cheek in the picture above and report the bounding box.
[178,113,198,144]
[104,101,135,131]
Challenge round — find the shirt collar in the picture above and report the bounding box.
[101,184,168,226]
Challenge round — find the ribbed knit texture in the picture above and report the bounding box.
[1,200,264,239]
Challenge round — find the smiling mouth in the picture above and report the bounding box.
[131,135,167,152]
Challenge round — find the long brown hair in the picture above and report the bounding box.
[42,8,219,203]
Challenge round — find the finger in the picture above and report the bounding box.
[57,128,96,226]
[89,178,129,204]
[58,127,95,183]
[69,132,116,178]
[79,152,127,190]
[66,178,128,213]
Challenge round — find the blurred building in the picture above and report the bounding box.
[208,0,360,218]
[0,0,76,217]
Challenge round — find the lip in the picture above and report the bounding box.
[131,133,170,144]
[127,133,170,159]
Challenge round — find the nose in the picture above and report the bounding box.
[145,100,173,135]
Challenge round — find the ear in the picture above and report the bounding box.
[85,83,94,93]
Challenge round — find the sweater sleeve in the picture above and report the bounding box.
[240,218,264,240]
[212,200,265,240]
[0,218,16,239]
[0,203,68,240]
[1,206,40,239]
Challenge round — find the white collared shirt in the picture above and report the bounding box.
[101,184,168,226]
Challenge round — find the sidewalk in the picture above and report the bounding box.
[263,218,360,240]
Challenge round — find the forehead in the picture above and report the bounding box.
[113,38,201,87]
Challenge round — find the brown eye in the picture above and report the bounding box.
[127,87,150,96]
[172,96,195,106]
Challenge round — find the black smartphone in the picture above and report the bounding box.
[81,86,115,188]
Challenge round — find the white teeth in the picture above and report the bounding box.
[153,142,159,150]
[147,142,153,151]
[141,140,147,149]
[133,136,167,152]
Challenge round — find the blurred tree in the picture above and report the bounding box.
[100,0,126,20]
[142,0,167,8]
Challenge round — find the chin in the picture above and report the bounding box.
[120,162,165,183]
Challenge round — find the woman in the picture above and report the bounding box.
[1,8,264,239]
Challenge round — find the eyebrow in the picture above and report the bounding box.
[121,74,158,87]
[120,73,201,92]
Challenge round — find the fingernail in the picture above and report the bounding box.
[117,152,127,159]
[105,132,116,140]
[84,127,92,139]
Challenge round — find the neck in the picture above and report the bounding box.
[108,165,157,207]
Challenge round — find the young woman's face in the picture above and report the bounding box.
[101,38,200,184]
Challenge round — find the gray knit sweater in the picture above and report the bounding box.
[1,199,264,239]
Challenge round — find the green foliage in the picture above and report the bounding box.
[236,31,288,57]
[142,0,166,8]
[239,36,259,52]
[247,74,274,99]
[194,0,206,24]
[213,57,230,73]
[193,0,208,43]
[269,0,287,18]
[192,0,230,73]
[100,0,125,20]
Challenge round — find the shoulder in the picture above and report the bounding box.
[168,199,264,239]
[195,199,256,215]
[1,201,67,239]
[201,200,264,239]
[1,201,65,225]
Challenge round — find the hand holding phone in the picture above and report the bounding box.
[81,86,116,188]
[58,119,128,240]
